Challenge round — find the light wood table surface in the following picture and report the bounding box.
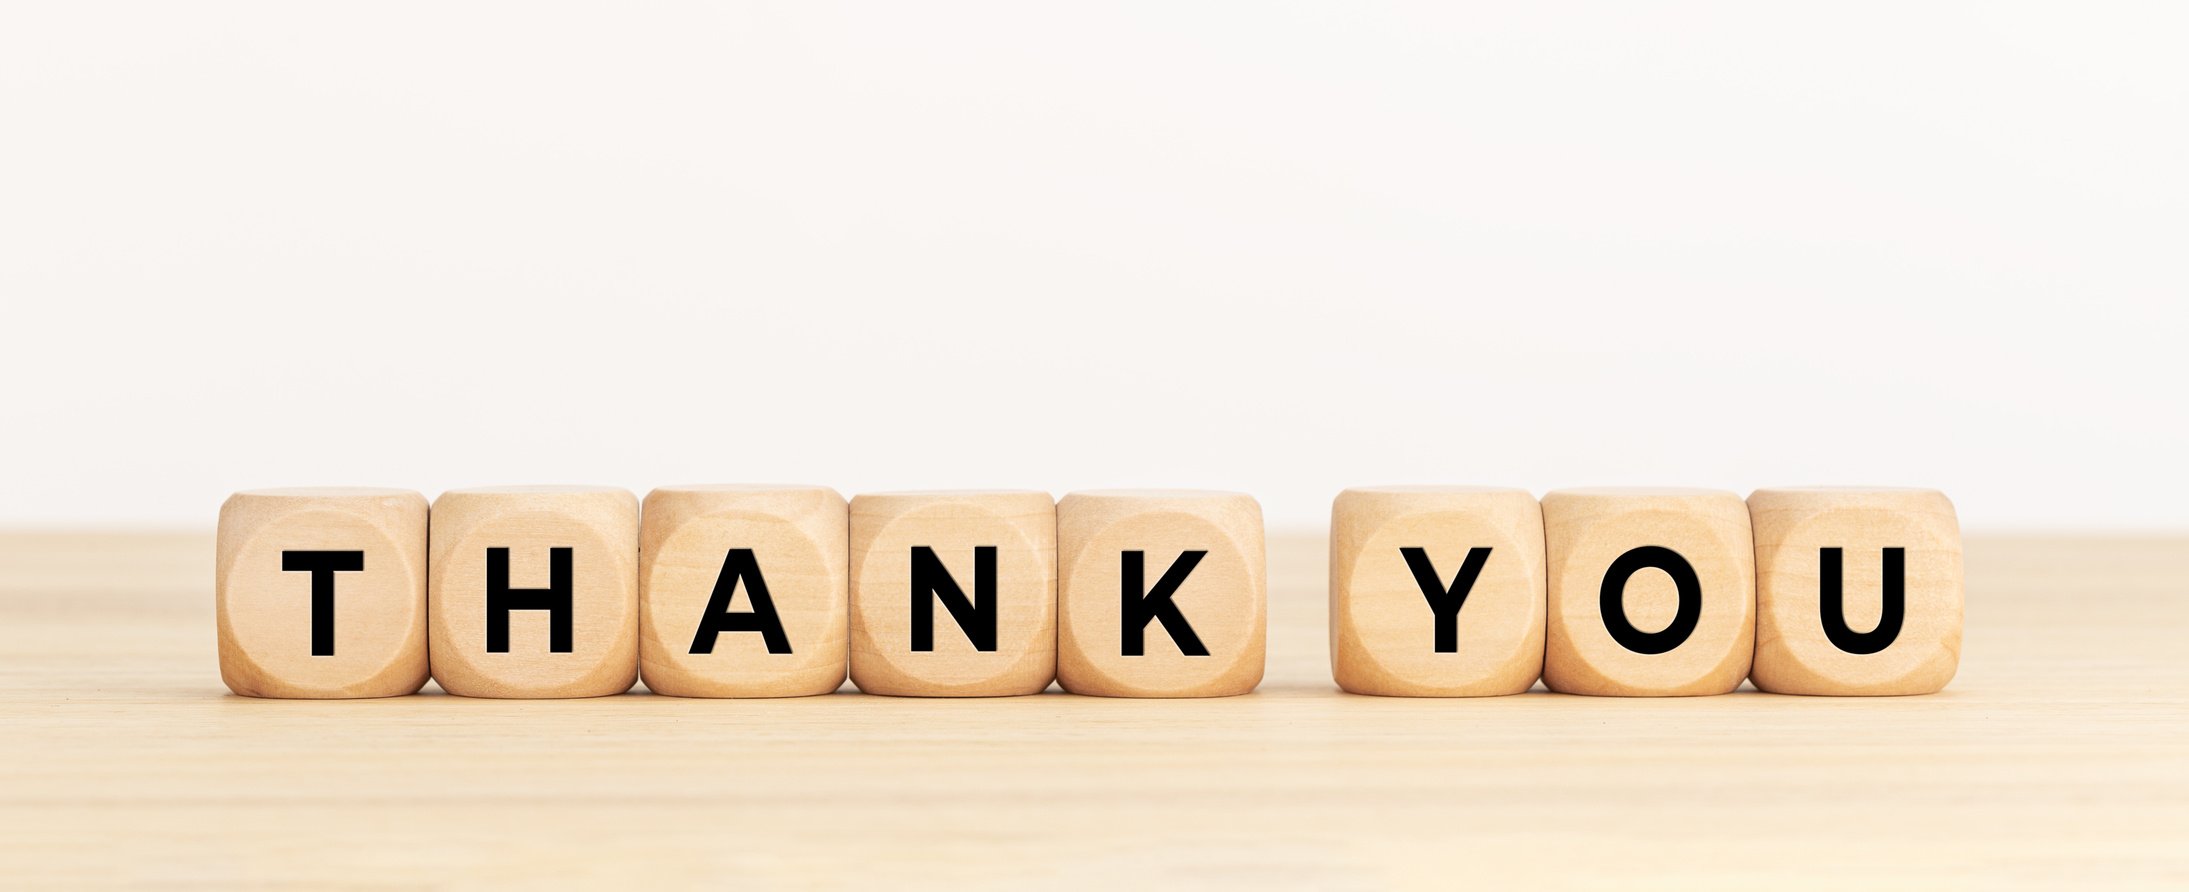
[2,532,2184,888]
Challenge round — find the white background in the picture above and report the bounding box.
[2,3,2183,531]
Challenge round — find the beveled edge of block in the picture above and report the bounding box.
[1540,486,1749,524]
[641,484,847,537]
[437,483,634,497]
[1746,486,1957,517]
[849,489,1055,518]
[228,486,426,501]
[1057,668,1263,699]
[650,482,843,496]
[1332,485,1538,520]
[1056,490,1263,535]
[1339,484,1534,496]
[1544,486,1741,501]
[1060,488,1253,503]
[216,487,431,579]
[1748,485,1949,495]
[430,485,640,527]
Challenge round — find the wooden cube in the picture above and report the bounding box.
[639,485,848,698]
[1056,490,1265,698]
[428,486,639,698]
[1748,487,1963,695]
[1329,486,1545,697]
[848,491,1056,696]
[215,487,430,698]
[1542,488,1754,696]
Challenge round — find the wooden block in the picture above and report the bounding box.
[848,491,1056,696]
[639,485,849,698]
[1329,486,1545,697]
[215,487,430,699]
[1542,487,1754,696]
[428,486,639,698]
[1056,490,1265,698]
[1748,487,1963,695]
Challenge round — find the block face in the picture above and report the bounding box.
[1543,488,1754,696]
[216,488,429,699]
[1056,490,1265,698]
[639,485,848,698]
[848,491,1056,696]
[1329,486,1545,697]
[1748,487,1963,695]
[429,486,639,698]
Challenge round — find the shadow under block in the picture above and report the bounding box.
[1056,490,1266,698]
[1543,488,1755,697]
[429,486,639,698]
[639,485,849,698]
[1748,487,1963,695]
[1329,486,1546,697]
[215,488,430,699]
[848,491,1056,696]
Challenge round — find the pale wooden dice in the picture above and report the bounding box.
[216,488,430,698]
[1057,490,1265,698]
[848,491,1056,696]
[429,486,639,698]
[1329,486,1545,697]
[1542,488,1754,696]
[640,485,848,698]
[1748,487,1963,695]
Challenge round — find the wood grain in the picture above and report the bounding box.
[216,487,429,699]
[641,485,849,699]
[850,490,1056,697]
[0,531,2184,887]
[1057,490,1267,698]
[1543,487,1756,696]
[1749,486,1964,695]
[1330,486,1545,697]
[428,486,639,699]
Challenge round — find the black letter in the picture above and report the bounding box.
[1121,550,1210,657]
[1401,546,1492,654]
[910,546,997,652]
[1599,546,1702,655]
[1819,547,1905,655]
[486,547,572,653]
[281,550,363,657]
[688,549,793,655]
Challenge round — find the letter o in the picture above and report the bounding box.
[1599,546,1702,655]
